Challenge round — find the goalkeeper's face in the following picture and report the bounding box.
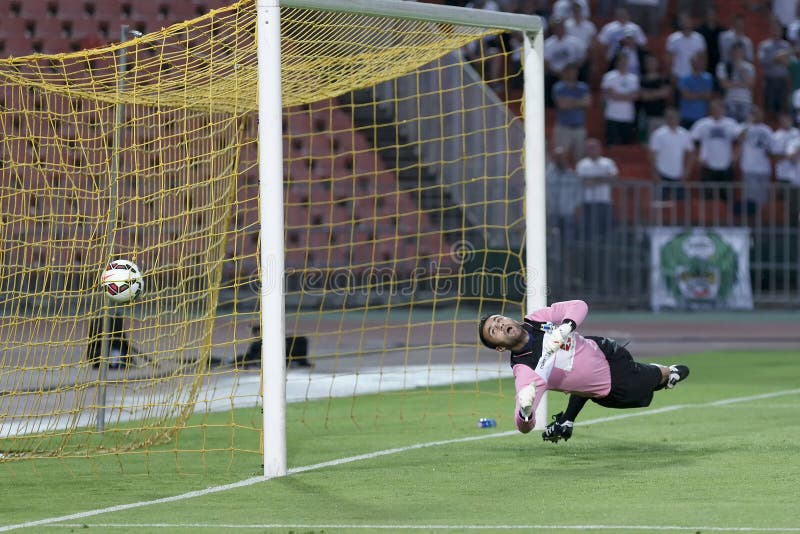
[482,315,527,351]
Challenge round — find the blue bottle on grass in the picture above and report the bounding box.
[478,418,497,428]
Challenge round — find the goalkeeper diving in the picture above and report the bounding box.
[478,300,689,442]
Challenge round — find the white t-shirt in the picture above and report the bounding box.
[772,128,800,182]
[718,31,754,62]
[553,0,590,20]
[649,125,695,179]
[778,160,800,183]
[740,123,775,174]
[690,116,744,170]
[777,137,800,183]
[715,60,755,105]
[598,20,647,59]
[772,0,797,27]
[771,127,800,156]
[544,35,587,73]
[787,20,800,46]
[601,70,639,122]
[576,156,618,203]
[666,31,707,78]
[565,17,597,50]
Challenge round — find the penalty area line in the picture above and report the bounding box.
[2,388,799,533]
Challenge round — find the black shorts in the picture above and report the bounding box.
[586,336,663,409]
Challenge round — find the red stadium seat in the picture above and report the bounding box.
[285,246,307,269]
[307,133,336,158]
[309,98,338,113]
[235,196,259,230]
[328,204,351,225]
[36,35,79,54]
[329,109,354,132]
[333,132,371,153]
[126,2,168,25]
[284,204,308,228]
[82,0,122,22]
[351,196,377,223]
[30,17,72,42]
[286,159,313,184]
[0,191,31,218]
[16,1,48,21]
[67,17,107,42]
[348,244,372,274]
[167,2,199,23]
[285,113,312,136]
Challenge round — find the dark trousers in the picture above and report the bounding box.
[605,119,636,145]
[586,336,663,409]
[701,166,734,201]
[659,176,686,201]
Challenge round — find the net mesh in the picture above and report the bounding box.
[0,0,527,467]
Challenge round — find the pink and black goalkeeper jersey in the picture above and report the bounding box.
[511,300,612,430]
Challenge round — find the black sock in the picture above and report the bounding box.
[562,395,589,422]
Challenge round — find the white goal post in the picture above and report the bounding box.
[257,0,546,478]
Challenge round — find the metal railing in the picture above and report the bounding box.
[546,180,800,308]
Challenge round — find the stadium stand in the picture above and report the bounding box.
[1,0,461,289]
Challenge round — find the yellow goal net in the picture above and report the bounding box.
[0,0,539,470]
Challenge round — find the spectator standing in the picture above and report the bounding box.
[598,8,647,65]
[690,99,744,200]
[666,12,708,84]
[778,140,800,183]
[649,107,696,200]
[553,0,590,21]
[552,64,591,163]
[716,41,756,122]
[757,19,793,118]
[772,0,797,29]
[565,1,597,81]
[771,112,800,183]
[786,17,800,49]
[638,54,672,135]
[738,106,774,219]
[776,138,800,225]
[576,139,618,285]
[565,1,597,50]
[718,14,754,63]
[695,6,726,88]
[544,16,588,107]
[546,146,582,282]
[678,53,714,129]
[576,139,618,229]
[611,27,648,77]
[601,54,640,145]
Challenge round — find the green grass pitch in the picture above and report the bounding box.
[2,349,799,533]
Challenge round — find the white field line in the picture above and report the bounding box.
[1,387,799,533]
[37,523,800,532]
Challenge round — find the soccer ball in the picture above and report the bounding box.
[101,259,144,303]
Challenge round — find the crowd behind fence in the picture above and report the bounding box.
[546,180,800,308]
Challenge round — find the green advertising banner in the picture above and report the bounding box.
[649,227,754,311]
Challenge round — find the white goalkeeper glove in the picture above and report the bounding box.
[517,383,536,422]
[544,322,573,355]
